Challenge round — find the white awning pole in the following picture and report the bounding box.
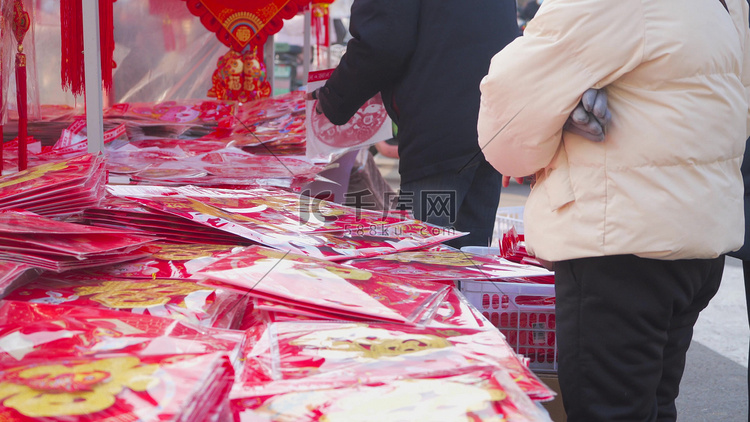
[82,0,104,154]
[303,8,311,78]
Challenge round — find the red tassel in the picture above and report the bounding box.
[11,0,30,172]
[60,0,114,96]
[16,52,27,171]
[99,0,114,92]
[60,0,85,96]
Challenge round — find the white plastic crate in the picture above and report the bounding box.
[492,206,525,246]
[460,279,557,372]
[496,206,525,234]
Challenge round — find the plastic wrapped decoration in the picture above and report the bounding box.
[342,244,553,283]
[197,245,452,325]
[0,209,157,272]
[3,273,249,329]
[231,369,553,422]
[207,46,271,102]
[77,242,247,280]
[0,154,109,217]
[0,351,234,421]
[0,301,244,364]
[239,320,556,401]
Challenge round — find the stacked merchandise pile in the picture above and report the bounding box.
[0,301,239,421]
[0,154,107,217]
[194,244,555,420]
[0,210,154,272]
[89,184,460,260]
[3,93,313,191]
[103,93,312,188]
[0,95,558,421]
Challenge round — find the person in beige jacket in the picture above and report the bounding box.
[478,0,750,420]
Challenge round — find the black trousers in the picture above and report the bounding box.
[742,260,750,419]
[555,254,724,421]
[398,159,502,248]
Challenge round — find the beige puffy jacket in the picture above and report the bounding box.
[478,0,750,261]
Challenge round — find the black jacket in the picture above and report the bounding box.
[317,0,519,184]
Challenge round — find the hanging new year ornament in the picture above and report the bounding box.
[10,0,28,171]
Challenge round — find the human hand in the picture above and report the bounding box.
[306,88,323,114]
[374,140,399,159]
[564,88,611,142]
[502,175,526,188]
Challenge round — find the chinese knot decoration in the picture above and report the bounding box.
[183,0,334,102]
[207,47,272,102]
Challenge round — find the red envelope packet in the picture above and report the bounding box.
[104,99,236,126]
[230,369,551,422]
[197,245,450,325]
[342,245,554,281]
[83,195,251,245]
[3,275,247,329]
[0,301,242,365]
[0,210,156,271]
[0,155,107,217]
[0,352,234,421]
[240,320,554,401]
[109,184,407,235]
[0,154,101,205]
[80,243,246,280]
[109,188,309,253]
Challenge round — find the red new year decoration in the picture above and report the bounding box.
[60,0,115,97]
[182,0,307,52]
[311,2,329,66]
[207,47,272,102]
[182,0,334,102]
[11,0,29,171]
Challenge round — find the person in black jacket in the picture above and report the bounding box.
[310,0,519,248]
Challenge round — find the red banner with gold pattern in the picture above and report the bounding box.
[182,0,308,51]
[183,0,335,101]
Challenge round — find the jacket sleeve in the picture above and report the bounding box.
[477,0,645,177]
[738,0,750,137]
[317,0,420,125]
